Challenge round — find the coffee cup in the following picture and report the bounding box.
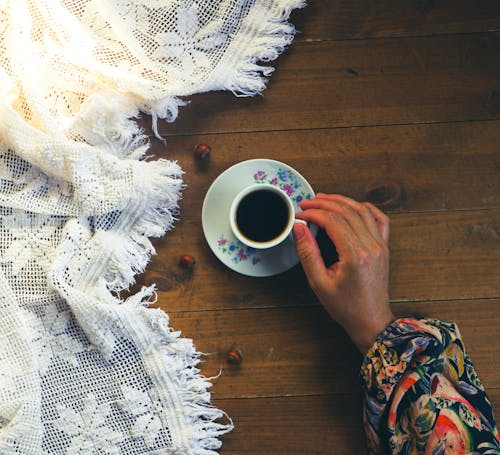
[229,183,306,249]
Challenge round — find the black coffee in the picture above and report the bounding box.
[236,189,289,242]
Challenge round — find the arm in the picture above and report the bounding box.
[362,317,499,454]
[293,194,500,454]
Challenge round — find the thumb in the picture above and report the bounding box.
[293,222,327,284]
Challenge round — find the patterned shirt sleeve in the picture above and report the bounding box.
[360,318,500,454]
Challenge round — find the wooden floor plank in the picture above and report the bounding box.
[165,299,500,399]
[389,209,500,302]
[134,3,500,453]
[216,393,367,455]
[152,121,500,215]
[145,33,500,136]
[290,0,500,42]
[129,1,500,451]
[215,389,500,454]
[144,208,500,310]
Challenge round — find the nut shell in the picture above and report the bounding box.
[226,348,242,365]
[193,143,211,160]
[179,254,196,269]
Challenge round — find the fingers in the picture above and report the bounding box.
[295,208,358,260]
[292,222,328,289]
[312,194,383,242]
[294,194,390,292]
[362,202,390,243]
[311,197,366,235]
[314,193,390,243]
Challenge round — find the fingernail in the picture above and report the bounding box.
[293,222,306,240]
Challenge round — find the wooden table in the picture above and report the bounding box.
[139,2,500,453]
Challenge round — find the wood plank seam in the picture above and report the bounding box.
[295,29,500,44]
[147,118,500,140]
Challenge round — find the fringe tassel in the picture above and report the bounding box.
[93,158,183,292]
[70,94,151,159]
[226,0,307,97]
[87,152,232,452]
[118,300,234,454]
[148,96,190,140]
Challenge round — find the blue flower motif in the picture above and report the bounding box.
[296,195,303,203]
[278,170,288,182]
[216,236,261,266]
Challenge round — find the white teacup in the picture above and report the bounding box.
[229,183,306,250]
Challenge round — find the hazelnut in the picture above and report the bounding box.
[226,348,242,365]
[193,143,211,160]
[179,254,196,269]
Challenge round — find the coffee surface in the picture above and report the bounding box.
[236,190,289,242]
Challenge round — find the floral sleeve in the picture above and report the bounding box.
[360,318,500,454]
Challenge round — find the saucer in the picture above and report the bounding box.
[202,159,317,277]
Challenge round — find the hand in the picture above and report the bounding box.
[293,194,394,354]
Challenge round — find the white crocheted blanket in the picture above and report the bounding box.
[0,1,304,453]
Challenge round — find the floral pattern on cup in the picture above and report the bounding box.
[253,168,312,204]
[216,235,261,265]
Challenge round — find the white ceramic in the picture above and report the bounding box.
[202,159,317,277]
[229,183,297,250]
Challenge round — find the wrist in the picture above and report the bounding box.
[345,310,394,355]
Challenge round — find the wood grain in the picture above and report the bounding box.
[215,389,500,454]
[132,2,500,452]
[151,120,500,216]
[164,299,500,399]
[388,208,500,302]
[216,394,367,455]
[290,0,500,41]
[144,33,500,136]
[141,208,500,311]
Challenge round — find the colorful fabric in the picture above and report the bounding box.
[361,318,500,454]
